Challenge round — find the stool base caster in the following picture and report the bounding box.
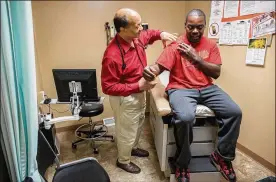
[93,148,99,154]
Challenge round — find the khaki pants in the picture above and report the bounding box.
[109,92,146,164]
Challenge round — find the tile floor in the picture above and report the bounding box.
[45,118,275,182]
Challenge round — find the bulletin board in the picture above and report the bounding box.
[208,0,275,46]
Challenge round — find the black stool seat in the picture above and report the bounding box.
[53,158,110,182]
[79,103,104,117]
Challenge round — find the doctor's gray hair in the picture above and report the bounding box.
[113,15,129,33]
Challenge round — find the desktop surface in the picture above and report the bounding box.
[57,97,101,103]
[40,97,105,105]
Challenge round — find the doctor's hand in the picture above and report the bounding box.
[160,32,178,41]
[160,32,178,48]
[143,66,157,82]
[138,77,157,91]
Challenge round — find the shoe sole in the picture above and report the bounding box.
[209,156,230,181]
[131,154,149,157]
[116,163,141,174]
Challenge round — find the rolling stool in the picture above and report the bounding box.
[71,102,114,154]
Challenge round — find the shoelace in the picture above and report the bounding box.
[219,158,234,176]
[175,168,181,178]
[181,169,190,178]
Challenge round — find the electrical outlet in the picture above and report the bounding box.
[38,113,44,124]
[45,113,52,121]
[103,117,115,126]
[142,23,149,30]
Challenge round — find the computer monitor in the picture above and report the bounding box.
[52,69,100,102]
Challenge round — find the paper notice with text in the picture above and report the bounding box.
[208,0,224,39]
[210,0,224,19]
[240,1,275,16]
[255,1,275,14]
[223,1,239,18]
[219,22,233,45]
[251,11,275,38]
[231,19,251,45]
[219,19,251,45]
[246,38,267,66]
[240,1,256,16]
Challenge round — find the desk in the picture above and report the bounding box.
[40,97,105,105]
[39,97,105,126]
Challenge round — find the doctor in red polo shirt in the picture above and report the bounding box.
[101,8,177,174]
[143,9,242,182]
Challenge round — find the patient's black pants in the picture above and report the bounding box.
[167,85,242,169]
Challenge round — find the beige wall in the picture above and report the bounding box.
[185,1,275,166]
[32,1,186,127]
[32,1,275,167]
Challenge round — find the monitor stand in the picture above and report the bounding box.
[85,97,101,102]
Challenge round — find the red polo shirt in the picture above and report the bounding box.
[156,34,222,90]
[101,30,162,96]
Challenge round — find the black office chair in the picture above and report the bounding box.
[257,176,276,182]
[52,158,110,182]
[71,102,114,154]
[37,129,110,182]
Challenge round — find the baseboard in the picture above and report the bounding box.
[237,143,276,174]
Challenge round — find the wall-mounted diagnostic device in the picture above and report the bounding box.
[142,23,148,30]
[104,22,116,46]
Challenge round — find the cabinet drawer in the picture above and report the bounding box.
[193,126,217,142]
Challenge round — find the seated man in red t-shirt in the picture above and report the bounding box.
[143,9,242,182]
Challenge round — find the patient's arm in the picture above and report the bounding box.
[143,64,166,81]
[144,42,177,81]
[195,60,221,79]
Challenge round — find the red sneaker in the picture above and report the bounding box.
[210,151,237,182]
[175,167,190,182]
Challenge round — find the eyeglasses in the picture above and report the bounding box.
[185,24,205,31]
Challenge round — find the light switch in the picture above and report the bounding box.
[142,23,149,30]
